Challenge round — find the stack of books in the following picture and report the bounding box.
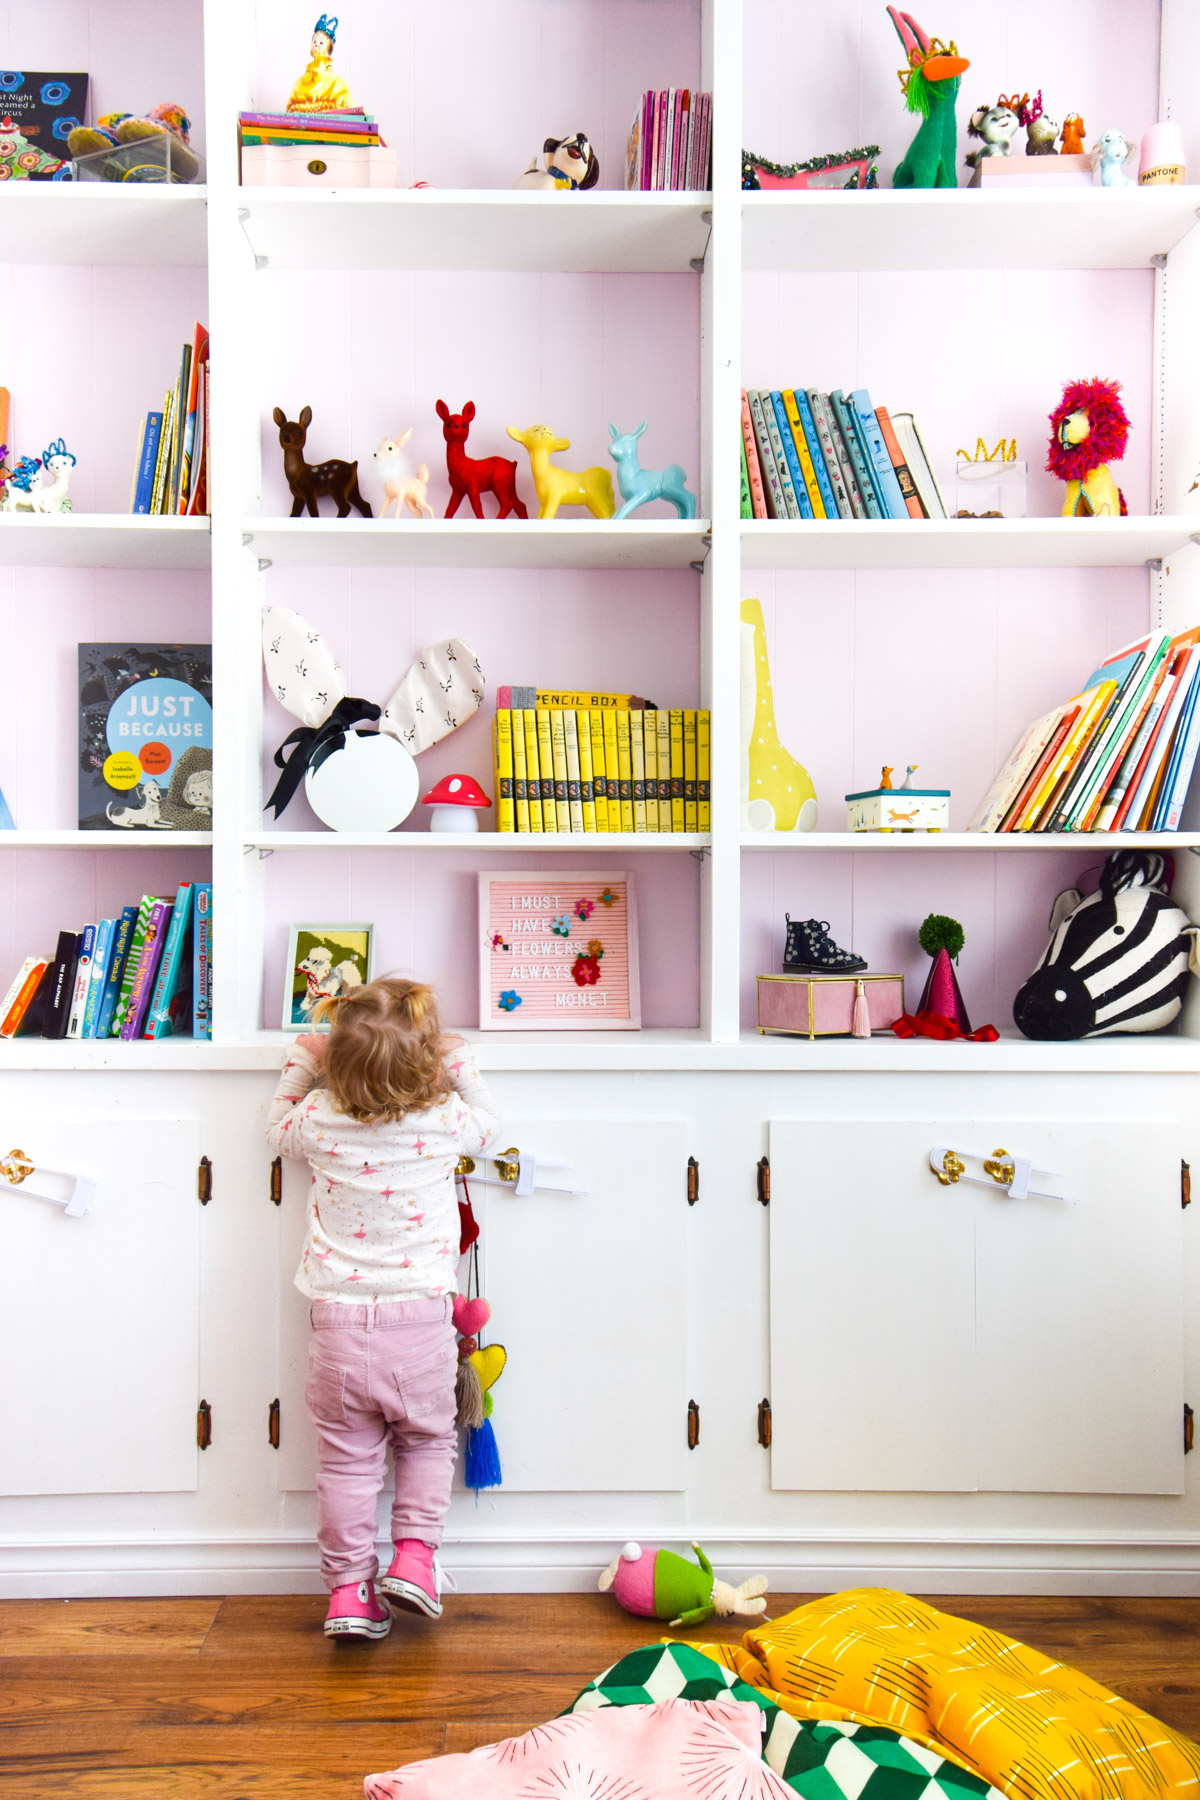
[969,624,1200,833]
[130,322,209,516]
[741,386,946,522]
[0,883,212,1042]
[625,89,712,190]
[237,108,380,151]
[492,689,711,833]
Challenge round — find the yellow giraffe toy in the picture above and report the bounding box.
[506,423,615,519]
[740,598,818,832]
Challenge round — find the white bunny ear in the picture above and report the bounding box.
[262,604,347,729]
[379,637,485,754]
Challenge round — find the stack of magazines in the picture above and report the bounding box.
[741,386,945,522]
[625,89,712,190]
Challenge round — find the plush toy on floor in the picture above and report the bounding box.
[68,104,200,182]
[599,1542,769,1628]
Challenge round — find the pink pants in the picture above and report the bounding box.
[306,1296,458,1590]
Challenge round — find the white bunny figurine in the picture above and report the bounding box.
[262,605,486,832]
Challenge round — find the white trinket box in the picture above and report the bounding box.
[241,144,398,188]
[846,786,950,833]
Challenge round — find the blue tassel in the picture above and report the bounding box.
[465,1417,502,1491]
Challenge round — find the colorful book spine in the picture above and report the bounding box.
[615,709,635,831]
[657,709,672,833]
[816,390,865,518]
[874,405,926,519]
[1126,649,1197,829]
[65,924,97,1040]
[192,884,212,1037]
[775,389,822,516]
[740,432,752,519]
[98,906,138,1040]
[145,884,194,1038]
[495,709,516,832]
[789,389,836,519]
[697,709,711,831]
[850,389,909,520]
[41,930,80,1040]
[643,710,660,830]
[110,899,155,1037]
[132,413,163,515]
[602,709,621,832]
[535,710,555,830]
[630,713,647,831]
[563,708,585,832]
[762,392,804,518]
[0,959,47,1038]
[830,391,882,518]
[589,709,609,830]
[121,899,172,1040]
[683,710,698,831]
[740,391,767,520]
[577,710,597,832]
[150,388,174,514]
[520,710,542,833]
[1160,669,1200,829]
[670,710,685,831]
[549,709,570,832]
[82,919,116,1038]
[512,707,530,832]
[747,388,785,519]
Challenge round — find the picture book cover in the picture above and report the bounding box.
[78,643,213,831]
[0,72,88,178]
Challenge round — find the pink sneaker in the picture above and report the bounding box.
[380,1538,456,1619]
[324,1579,392,1641]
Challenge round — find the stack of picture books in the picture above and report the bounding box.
[493,690,711,833]
[237,108,381,153]
[969,624,1200,833]
[130,322,210,516]
[625,90,712,190]
[0,882,212,1043]
[741,386,946,521]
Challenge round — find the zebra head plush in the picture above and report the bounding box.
[1013,851,1195,1040]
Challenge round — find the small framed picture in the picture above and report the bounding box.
[478,871,640,1030]
[283,924,373,1031]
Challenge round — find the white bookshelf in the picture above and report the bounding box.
[244,517,711,570]
[0,182,208,268]
[741,517,1200,571]
[0,516,211,570]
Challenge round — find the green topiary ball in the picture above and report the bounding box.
[919,913,964,960]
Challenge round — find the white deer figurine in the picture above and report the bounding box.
[373,429,433,520]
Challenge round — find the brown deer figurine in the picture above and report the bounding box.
[273,406,373,519]
[436,399,527,519]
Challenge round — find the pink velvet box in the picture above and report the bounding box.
[756,973,905,1039]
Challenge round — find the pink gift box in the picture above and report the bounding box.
[757,973,906,1039]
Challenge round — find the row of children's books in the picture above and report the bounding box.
[0,882,212,1042]
[969,624,1200,833]
[625,89,713,190]
[493,690,711,833]
[130,321,210,516]
[741,386,947,522]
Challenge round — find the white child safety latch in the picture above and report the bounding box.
[929,1144,1074,1204]
[1,1147,97,1217]
[457,1147,588,1198]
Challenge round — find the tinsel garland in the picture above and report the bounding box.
[742,146,880,189]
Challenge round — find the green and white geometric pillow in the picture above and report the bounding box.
[565,1642,1003,1800]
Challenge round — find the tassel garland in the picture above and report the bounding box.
[465,1416,502,1490]
[455,1355,484,1431]
[851,979,871,1037]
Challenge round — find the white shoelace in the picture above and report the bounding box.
[432,1552,458,1597]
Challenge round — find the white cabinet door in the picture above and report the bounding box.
[278,1117,690,1494]
[768,1118,1184,1496]
[0,1117,201,1495]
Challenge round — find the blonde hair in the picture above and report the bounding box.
[314,977,449,1123]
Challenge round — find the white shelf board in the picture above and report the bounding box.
[740,517,1198,571]
[0,831,213,849]
[741,832,1200,852]
[0,183,208,268]
[239,188,712,273]
[742,186,1200,274]
[245,517,709,570]
[0,515,211,570]
[247,831,710,852]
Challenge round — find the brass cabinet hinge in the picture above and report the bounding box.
[197,1400,212,1450]
[756,1156,770,1205]
[270,1156,282,1206]
[268,1398,281,1448]
[686,1156,699,1206]
[198,1156,212,1205]
[757,1397,772,1448]
[1183,1160,1191,1209]
[687,1399,700,1450]
[1186,1404,1195,1455]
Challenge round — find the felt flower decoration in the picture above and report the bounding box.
[572,955,602,987]
[599,888,617,907]
[576,899,594,920]
[551,915,571,937]
[498,990,522,1012]
[490,933,509,951]
[587,938,604,958]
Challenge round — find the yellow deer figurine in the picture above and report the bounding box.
[740,598,818,832]
[506,423,615,519]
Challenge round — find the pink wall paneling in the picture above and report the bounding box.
[743,267,1155,519]
[252,269,701,520]
[262,846,700,1032]
[259,564,701,835]
[0,265,210,515]
[740,846,1114,1035]
[0,564,211,832]
[250,0,701,191]
[747,565,1151,837]
[0,0,207,154]
[742,0,1161,190]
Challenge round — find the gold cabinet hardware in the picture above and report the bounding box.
[456,1154,476,1176]
[756,1156,770,1205]
[757,1398,772,1448]
[1,1149,34,1185]
[492,1147,521,1183]
[269,1156,282,1206]
[686,1156,699,1206]
[687,1399,700,1450]
[197,1400,212,1450]
[198,1156,212,1205]
[933,1151,965,1186]
[983,1148,1016,1186]
[268,1398,280,1449]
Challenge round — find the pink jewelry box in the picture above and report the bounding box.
[757,973,906,1039]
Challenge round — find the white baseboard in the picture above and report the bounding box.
[1,1531,1199,1598]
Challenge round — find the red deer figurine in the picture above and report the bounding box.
[273,406,373,519]
[436,399,527,519]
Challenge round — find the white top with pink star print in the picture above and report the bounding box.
[266,1043,501,1303]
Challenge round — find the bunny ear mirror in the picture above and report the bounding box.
[262,605,486,833]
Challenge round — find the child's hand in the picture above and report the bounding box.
[296,1033,327,1060]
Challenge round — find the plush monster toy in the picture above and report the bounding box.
[598,1542,768,1628]
[887,7,970,189]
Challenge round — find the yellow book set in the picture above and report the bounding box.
[493,691,710,834]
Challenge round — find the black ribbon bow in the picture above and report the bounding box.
[266,695,382,818]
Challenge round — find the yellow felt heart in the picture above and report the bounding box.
[469,1343,507,1394]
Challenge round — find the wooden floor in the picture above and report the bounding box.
[1,1592,1197,1798]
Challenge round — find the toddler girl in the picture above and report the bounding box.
[266,977,501,1641]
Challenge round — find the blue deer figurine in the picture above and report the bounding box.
[607,422,697,520]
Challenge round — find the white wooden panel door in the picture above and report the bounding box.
[0,1117,201,1495]
[278,1117,690,1494]
[768,1119,978,1492]
[769,1119,1184,1496]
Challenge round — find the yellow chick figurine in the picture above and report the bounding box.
[288,14,355,113]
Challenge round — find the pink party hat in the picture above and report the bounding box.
[919,946,971,1034]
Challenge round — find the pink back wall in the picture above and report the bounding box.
[250,0,702,191]
[0,0,207,153]
[742,0,1161,187]
[252,269,701,520]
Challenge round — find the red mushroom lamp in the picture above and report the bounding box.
[421,772,493,832]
